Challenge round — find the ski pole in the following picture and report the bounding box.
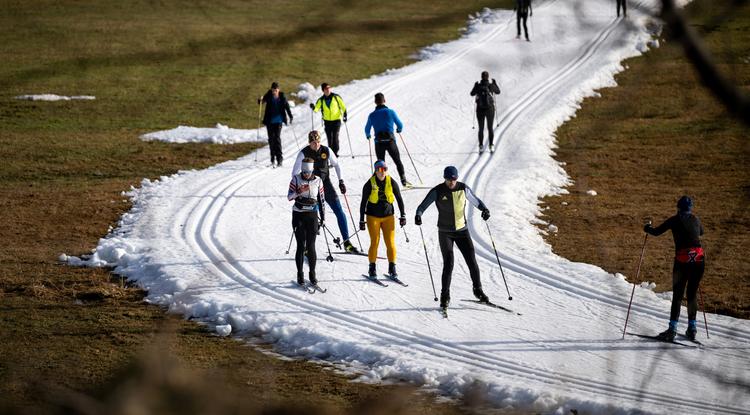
[310,105,315,131]
[418,226,438,302]
[256,98,263,162]
[698,286,710,339]
[484,221,512,301]
[285,227,297,254]
[291,125,300,151]
[344,120,354,159]
[320,222,334,262]
[472,99,476,130]
[622,232,649,339]
[401,224,410,243]
[321,224,341,249]
[397,133,423,184]
[342,193,364,252]
[368,138,374,174]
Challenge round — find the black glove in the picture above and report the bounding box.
[414,215,422,226]
[360,221,366,231]
[492,78,497,84]
[343,111,348,122]
[309,103,315,109]
[339,180,346,194]
[643,224,652,233]
[257,98,262,105]
[396,128,402,134]
[481,209,490,221]
[399,216,407,227]
[289,115,293,124]
[319,218,325,227]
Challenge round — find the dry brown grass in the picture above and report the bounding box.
[540,1,750,319]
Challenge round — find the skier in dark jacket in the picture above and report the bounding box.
[364,93,412,187]
[287,157,325,285]
[359,160,406,279]
[617,0,627,17]
[644,196,705,342]
[515,0,533,41]
[470,71,501,154]
[292,130,359,254]
[415,166,491,310]
[259,82,293,167]
[310,82,348,157]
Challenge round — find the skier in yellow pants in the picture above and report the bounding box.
[359,160,406,279]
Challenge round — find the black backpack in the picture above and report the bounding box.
[476,83,493,110]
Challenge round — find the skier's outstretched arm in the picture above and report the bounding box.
[465,185,488,211]
[328,150,343,181]
[392,180,406,218]
[291,152,305,178]
[415,187,438,218]
[644,217,673,236]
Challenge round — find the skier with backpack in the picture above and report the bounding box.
[310,83,348,157]
[287,157,325,286]
[359,160,406,280]
[364,93,412,188]
[292,130,360,254]
[470,72,501,154]
[644,196,705,342]
[515,0,533,41]
[259,82,293,167]
[414,166,492,312]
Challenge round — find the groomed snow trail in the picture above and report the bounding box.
[79,1,749,413]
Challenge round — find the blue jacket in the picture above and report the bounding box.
[364,105,403,141]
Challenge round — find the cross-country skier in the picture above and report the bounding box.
[259,82,293,167]
[359,160,406,279]
[644,196,705,342]
[515,0,533,41]
[292,130,360,253]
[617,0,627,17]
[414,166,491,310]
[364,92,412,187]
[470,71,501,154]
[310,82,348,157]
[287,157,325,285]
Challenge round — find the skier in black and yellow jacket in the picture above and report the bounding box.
[415,166,491,309]
[359,160,406,279]
[310,82,347,157]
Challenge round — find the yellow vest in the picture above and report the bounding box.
[314,94,346,121]
[369,175,394,204]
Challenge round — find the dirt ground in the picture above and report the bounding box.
[539,4,750,319]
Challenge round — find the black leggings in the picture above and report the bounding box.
[438,229,482,300]
[670,261,705,322]
[292,211,319,276]
[476,109,495,147]
[324,120,342,157]
[375,139,406,182]
[617,0,627,16]
[517,12,529,39]
[267,123,283,164]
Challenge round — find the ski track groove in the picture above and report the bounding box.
[161,6,748,414]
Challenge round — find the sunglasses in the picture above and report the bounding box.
[375,167,387,172]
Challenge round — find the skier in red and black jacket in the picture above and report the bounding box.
[644,196,705,342]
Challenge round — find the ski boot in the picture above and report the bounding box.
[439,292,450,309]
[656,328,676,342]
[296,271,304,286]
[368,263,377,278]
[685,326,697,341]
[388,262,398,277]
[473,287,489,303]
[401,178,413,188]
[309,271,317,286]
[479,143,485,154]
[344,240,359,254]
[489,144,495,154]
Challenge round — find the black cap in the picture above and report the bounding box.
[443,166,458,180]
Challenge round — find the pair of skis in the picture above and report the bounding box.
[292,280,327,294]
[440,299,521,319]
[626,332,703,348]
[362,273,409,287]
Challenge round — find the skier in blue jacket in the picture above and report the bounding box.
[364,93,412,187]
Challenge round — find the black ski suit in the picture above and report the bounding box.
[516,0,532,40]
[645,212,705,322]
[470,80,501,148]
[288,173,325,283]
[260,90,293,165]
[416,182,489,305]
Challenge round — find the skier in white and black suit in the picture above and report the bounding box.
[414,166,491,309]
[287,158,325,285]
[470,71,501,154]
